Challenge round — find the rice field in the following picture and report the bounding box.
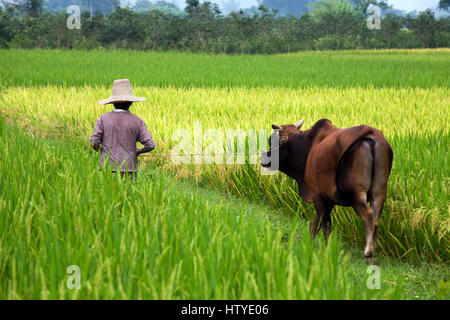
[0,49,449,88]
[0,49,449,299]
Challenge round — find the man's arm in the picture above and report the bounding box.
[90,116,104,151]
[90,142,101,151]
[137,120,156,156]
[136,145,154,155]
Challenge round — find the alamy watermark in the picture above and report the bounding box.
[66,5,81,30]
[66,265,81,290]
[367,4,381,30]
[167,121,279,175]
[366,265,381,290]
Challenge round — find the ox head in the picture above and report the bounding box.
[260,119,305,172]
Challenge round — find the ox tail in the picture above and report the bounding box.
[364,138,376,201]
[366,137,393,203]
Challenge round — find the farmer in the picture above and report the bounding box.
[89,79,156,180]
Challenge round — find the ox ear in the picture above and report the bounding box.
[272,124,281,130]
[295,119,305,129]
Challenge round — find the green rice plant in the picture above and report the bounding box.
[1,83,448,264]
[0,49,449,88]
[0,120,408,299]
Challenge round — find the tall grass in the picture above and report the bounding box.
[1,85,448,264]
[0,118,406,299]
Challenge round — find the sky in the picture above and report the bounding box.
[387,0,440,12]
[123,0,442,13]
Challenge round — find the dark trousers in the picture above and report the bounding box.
[116,171,137,181]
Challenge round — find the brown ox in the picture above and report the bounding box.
[261,119,393,264]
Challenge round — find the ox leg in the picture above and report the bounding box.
[368,187,388,267]
[369,138,392,262]
[352,192,376,264]
[321,209,333,241]
[310,214,321,240]
[311,199,333,241]
[370,193,386,251]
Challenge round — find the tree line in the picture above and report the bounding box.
[0,0,449,53]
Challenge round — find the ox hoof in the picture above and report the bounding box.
[365,257,380,266]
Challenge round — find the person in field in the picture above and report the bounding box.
[90,79,156,180]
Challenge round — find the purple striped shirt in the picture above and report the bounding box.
[90,110,156,172]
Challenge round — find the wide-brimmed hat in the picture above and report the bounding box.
[99,79,146,105]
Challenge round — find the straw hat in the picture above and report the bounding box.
[99,79,146,105]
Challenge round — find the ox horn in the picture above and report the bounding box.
[295,119,305,129]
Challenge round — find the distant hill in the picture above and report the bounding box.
[39,0,185,15]
[259,0,316,17]
[134,6,185,15]
[13,0,449,18]
[134,0,185,16]
[41,0,116,14]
